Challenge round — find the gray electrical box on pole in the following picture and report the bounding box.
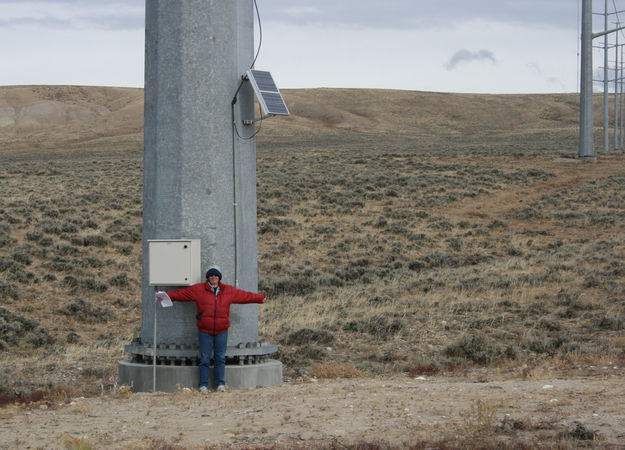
[148,240,202,286]
[118,0,281,392]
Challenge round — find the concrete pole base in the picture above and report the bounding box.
[118,359,282,392]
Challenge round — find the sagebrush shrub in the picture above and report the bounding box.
[57,298,112,323]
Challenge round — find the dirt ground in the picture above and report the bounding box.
[1,372,624,449]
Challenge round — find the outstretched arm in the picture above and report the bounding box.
[228,286,266,304]
[166,284,199,302]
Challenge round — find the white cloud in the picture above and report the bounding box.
[256,18,578,93]
[0,0,143,30]
[0,0,611,93]
[445,49,497,71]
[0,25,143,87]
[282,6,322,19]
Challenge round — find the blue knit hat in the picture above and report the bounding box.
[206,265,222,280]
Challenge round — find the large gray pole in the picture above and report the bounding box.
[604,0,610,152]
[141,0,259,348]
[615,33,620,149]
[580,0,596,160]
[119,0,281,391]
[621,44,624,147]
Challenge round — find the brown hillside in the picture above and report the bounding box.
[0,85,591,157]
[0,86,143,156]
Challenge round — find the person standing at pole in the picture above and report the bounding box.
[158,265,266,392]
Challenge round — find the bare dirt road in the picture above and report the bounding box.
[1,373,623,449]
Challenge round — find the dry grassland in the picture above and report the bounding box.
[0,85,624,448]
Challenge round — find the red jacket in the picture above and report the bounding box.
[167,282,265,334]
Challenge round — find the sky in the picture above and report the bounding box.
[0,0,623,94]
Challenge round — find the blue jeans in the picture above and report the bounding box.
[198,330,228,388]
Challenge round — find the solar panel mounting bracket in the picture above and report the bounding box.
[243,113,275,126]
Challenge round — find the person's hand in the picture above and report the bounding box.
[155,291,173,306]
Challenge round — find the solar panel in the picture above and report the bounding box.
[246,69,290,116]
